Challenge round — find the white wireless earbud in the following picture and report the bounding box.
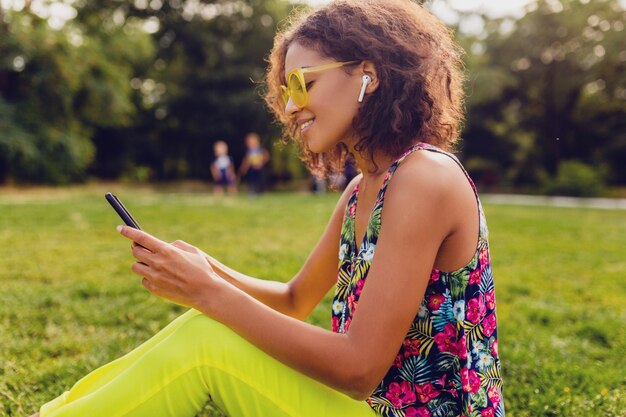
[358,75,371,103]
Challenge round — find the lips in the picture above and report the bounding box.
[300,118,314,132]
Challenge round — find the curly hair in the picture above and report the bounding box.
[264,0,466,178]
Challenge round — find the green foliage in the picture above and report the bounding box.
[0,96,95,184]
[0,8,153,183]
[76,0,297,180]
[459,0,626,189]
[0,98,37,179]
[0,187,625,416]
[270,139,309,181]
[543,160,606,197]
[1,0,625,188]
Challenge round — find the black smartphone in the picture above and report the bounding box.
[105,192,142,230]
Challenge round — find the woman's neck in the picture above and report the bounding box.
[350,147,396,181]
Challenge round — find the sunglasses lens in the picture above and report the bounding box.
[288,72,307,107]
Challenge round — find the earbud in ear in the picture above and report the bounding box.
[358,75,372,103]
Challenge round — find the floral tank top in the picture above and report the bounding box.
[331,143,505,417]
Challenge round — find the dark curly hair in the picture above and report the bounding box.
[264,0,466,178]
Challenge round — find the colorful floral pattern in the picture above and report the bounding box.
[331,143,505,417]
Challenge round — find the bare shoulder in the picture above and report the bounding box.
[379,149,478,251]
[386,149,470,205]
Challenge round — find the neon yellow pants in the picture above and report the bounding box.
[40,309,377,417]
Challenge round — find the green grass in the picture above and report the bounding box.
[0,185,624,417]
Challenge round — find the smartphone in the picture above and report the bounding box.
[105,192,142,230]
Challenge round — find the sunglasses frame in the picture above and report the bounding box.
[280,61,360,108]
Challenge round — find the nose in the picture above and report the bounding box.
[284,97,300,118]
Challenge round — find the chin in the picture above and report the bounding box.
[305,134,342,154]
[309,144,336,154]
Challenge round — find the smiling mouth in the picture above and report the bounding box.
[300,119,314,132]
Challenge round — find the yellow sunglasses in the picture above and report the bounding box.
[280,61,359,108]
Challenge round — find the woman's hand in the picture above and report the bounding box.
[118,226,222,312]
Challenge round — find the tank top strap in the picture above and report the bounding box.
[377,143,428,198]
[377,144,415,192]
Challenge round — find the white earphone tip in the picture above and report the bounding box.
[358,75,371,103]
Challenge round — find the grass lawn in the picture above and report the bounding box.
[0,185,624,417]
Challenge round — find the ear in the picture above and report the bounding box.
[360,60,379,94]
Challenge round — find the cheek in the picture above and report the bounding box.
[316,79,359,124]
[331,77,359,104]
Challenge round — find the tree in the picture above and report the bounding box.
[73,0,298,181]
[458,0,626,189]
[0,0,297,183]
[0,4,153,183]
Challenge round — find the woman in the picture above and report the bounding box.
[32,0,504,416]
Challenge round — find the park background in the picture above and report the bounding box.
[1,0,625,416]
[1,0,625,194]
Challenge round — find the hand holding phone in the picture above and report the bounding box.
[105,192,142,230]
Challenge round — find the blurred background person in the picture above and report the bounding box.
[327,154,359,191]
[210,140,237,196]
[239,132,270,195]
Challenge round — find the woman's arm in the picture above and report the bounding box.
[202,160,456,399]
[119,156,471,399]
[175,176,360,320]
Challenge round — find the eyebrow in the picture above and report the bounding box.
[285,65,313,74]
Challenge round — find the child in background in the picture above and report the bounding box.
[210,140,237,196]
[238,132,269,195]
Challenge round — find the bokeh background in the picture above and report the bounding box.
[1,0,625,195]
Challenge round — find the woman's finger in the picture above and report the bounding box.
[141,277,156,292]
[117,226,166,253]
[131,244,156,265]
[131,261,152,278]
[134,264,180,296]
[140,277,168,298]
